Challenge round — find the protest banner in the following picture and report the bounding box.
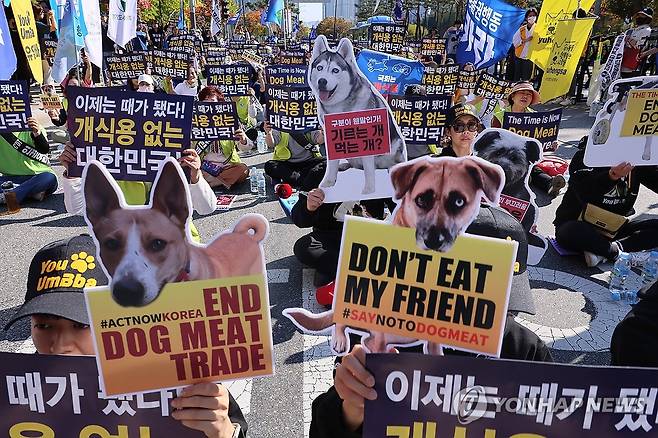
[82,159,273,395]
[66,87,193,181]
[364,352,658,438]
[598,33,626,104]
[265,65,307,87]
[0,352,199,437]
[167,34,197,54]
[0,80,31,132]
[148,50,191,80]
[330,215,516,356]
[539,18,596,102]
[192,102,239,141]
[11,0,42,83]
[420,37,446,57]
[106,53,148,81]
[368,23,407,54]
[530,0,597,70]
[278,50,307,65]
[43,35,58,59]
[356,50,424,96]
[503,108,563,152]
[422,65,459,95]
[457,69,480,95]
[474,73,514,101]
[586,76,658,167]
[324,108,391,160]
[240,50,263,65]
[389,94,451,145]
[266,86,319,133]
[406,40,422,53]
[205,45,227,59]
[457,0,525,70]
[206,64,253,96]
[40,91,63,111]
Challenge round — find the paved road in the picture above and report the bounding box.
[1,103,657,437]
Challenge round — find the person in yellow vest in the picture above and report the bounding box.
[263,122,325,190]
[512,8,537,82]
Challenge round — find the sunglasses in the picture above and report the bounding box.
[452,121,480,133]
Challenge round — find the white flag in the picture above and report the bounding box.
[83,0,102,67]
[211,0,221,37]
[108,0,137,48]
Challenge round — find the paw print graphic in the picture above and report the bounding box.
[70,252,96,274]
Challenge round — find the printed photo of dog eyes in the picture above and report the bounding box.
[391,156,505,252]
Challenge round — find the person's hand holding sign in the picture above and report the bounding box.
[171,382,237,438]
[306,188,325,212]
[609,162,633,181]
[234,128,248,146]
[180,149,201,184]
[335,345,377,431]
[27,117,41,137]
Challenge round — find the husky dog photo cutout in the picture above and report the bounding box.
[308,35,408,203]
[473,128,547,265]
[81,158,269,308]
[284,155,510,356]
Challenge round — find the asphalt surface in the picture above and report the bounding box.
[1,102,657,437]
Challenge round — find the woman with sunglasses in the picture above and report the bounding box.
[438,103,482,158]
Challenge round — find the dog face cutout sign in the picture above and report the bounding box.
[585,75,658,167]
[81,158,274,395]
[284,156,519,357]
[473,128,547,266]
[309,35,408,203]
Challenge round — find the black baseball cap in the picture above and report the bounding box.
[465,204,536,315]
[5,235,108,330]
[446,103,480,126]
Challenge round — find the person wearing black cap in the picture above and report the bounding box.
[621,8,654,79]
[5,235,249,438]
[438,103,482,158]
[309,204,551,438]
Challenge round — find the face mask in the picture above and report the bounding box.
[527,16,537,25]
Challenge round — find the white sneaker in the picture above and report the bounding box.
[584,251,605,267]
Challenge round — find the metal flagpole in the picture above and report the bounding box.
[333,0,338,40]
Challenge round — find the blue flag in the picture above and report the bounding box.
[456,0,525,69]
[356,49,424,96]
[0,5,16,79]
[227,7,242,25]
[264,0,283,26]
[393,0,403,21]
[71,0,87,48]
[177,0,186,30]
[309,26,316,39]
[51,0,79,82]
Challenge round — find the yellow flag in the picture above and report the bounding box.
[539,18,595,102]
[11,0,43,84]
[530,0,596,70]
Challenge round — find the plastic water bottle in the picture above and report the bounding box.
[640,250,658,286]
[610,252,632,301]
[257,170,266,198]
[250,167,258,193]
[257,131,267,154]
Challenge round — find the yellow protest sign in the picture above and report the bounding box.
[620,89,658,137]
[40,94,63,110]
[11,0,43,84]
[85,275,273,395]
[332,217,517,357]
[539,18,595,102]
[530,0,596,69]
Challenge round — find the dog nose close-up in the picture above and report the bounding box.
[318,78,327,89]
[422,226,449,251]
[112,278,146,307]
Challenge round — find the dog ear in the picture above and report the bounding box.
[336,38,354,60]
[463,157,505,203]
[473,130,500,153]
[151,160,190,228]
[84,162,121,225]
[525,140,541,164]
[312,35,328,61]
[390,159,429,200]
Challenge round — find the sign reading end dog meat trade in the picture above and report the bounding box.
[332,217,517,356]
[325,108,391,160]
[85,275,273,396]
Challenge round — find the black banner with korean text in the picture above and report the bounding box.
[266,86,319,133]
[389,94,451,145]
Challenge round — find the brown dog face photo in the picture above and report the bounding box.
[390,156,505,252]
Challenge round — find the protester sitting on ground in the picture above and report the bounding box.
[58,142,215,242]
[0,117,57,205]
[4,234,248,438]
[492,81,567,197]
[263,122,325,189]
[554,137,658,267]
[437,103,482,157]
[197,86,252,189]
[309,204,551,437]
[404,85,439,159]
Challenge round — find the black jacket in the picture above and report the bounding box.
[611,281,658,368]
[554,149,658,227]
[291,193,344,234]
[309,314,552,437]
